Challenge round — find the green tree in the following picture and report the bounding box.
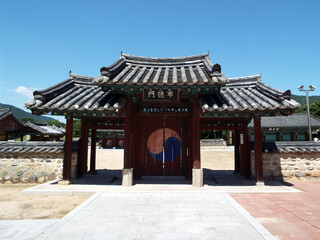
[295,101,320,119]
[19,117,39,124]
[73,119,81,138]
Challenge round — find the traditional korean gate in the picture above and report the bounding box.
[139,115,184,176]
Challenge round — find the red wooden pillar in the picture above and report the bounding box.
[243,124,250,178]
[131,102,138,176]
[234,130,240,173]
[239,126,245,176]
[80,119,89,176]
[290,132,294,141]
[63,117,73,181]
[76,137,82,178]
[89,129,97,173]
[124,98,132,169]
[240,123,250,178]
[276,132,280,141]
[192,98,201,169]
[254,118,263,182]
[187,109,194,179]
[134,103,141,179]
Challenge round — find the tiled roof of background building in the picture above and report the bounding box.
[25,121,65,136]
[251,141,320,153]
[248,113,320,128]
[0,108,11,120]
[0,141,78,153]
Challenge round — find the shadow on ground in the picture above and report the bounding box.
[60,169,293,187]
[203,169,293,187]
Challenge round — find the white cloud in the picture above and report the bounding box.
[13,86,36,99]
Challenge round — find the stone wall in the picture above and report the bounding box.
[0,141,78,184]
[250,142,320,181]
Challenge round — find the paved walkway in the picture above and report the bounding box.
[231,181,320,240]
[0,192,275,240]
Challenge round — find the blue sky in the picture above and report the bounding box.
[0,0,319,121]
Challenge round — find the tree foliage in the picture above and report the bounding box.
[19,117,39,124]
[295,101,320,119]
[72,119,81,138]
[200,130,227,140]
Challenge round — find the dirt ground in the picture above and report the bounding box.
[93,147,235,170]
[0,184,88,220]
[0,147,234,220]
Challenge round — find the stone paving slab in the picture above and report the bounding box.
[0,219,57,240]
[22,178,300,197]
[0,192,276,240]
[231,181,320,240]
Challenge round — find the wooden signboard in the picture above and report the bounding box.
[143,88,179,101]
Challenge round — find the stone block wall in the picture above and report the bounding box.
[0,152,77,184]
[0,141,78,184]
[251,152,320,181]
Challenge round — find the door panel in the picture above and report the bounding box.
[140,116,163,176]
[163,116,182,176]
[139,115,183,176]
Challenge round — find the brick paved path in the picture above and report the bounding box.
[231,181,320,240]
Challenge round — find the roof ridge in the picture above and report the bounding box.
[227,74,261,81]
[122,53,209,61]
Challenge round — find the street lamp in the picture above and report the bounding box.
[298,85,317,141]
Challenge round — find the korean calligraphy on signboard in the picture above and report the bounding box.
[143,88,179,101]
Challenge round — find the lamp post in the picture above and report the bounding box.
[298,85,317,141]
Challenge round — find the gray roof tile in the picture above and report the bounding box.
[25,122,65,136]
[251,141,320,153]
[200,75,300,112]
[0,141,78,153]
[248,113,320,128]
[95,53,228,86]
[25,74,125,113]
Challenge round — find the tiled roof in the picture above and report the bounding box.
[251,141,320,153]
[25,73,125,113]
[0,108,11,120]
[248,113,320,128]
[25,121,65,136]
[0,141,63,153]
[0,108,24,127]
[200,75,300,112]
[93,53,228,86]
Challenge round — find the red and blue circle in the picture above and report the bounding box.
[147,128,181,162]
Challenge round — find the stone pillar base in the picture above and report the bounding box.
[256,181,265,187]
[192,168,203,187]
[58,180,71,185]
[122,168,133,187]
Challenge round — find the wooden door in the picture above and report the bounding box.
[139,115,183,176]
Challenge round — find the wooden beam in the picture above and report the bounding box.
[130,102,137,169]
[234,130,240,173]
[89,129,97,173]
[124,98,132,169]
[254,118,263,182]
[192,98,201,169]
[243,124,251,179]
[187,108,193,178]
[240,123,250,178]
[63,117,73,181]
[80,119,89,176]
